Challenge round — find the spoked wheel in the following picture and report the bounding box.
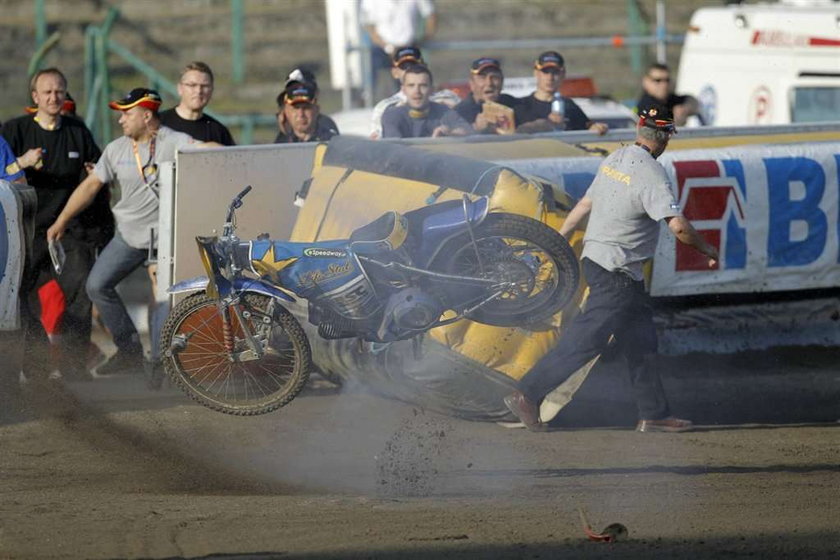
[160,292,311,415]
[437,213,579,326]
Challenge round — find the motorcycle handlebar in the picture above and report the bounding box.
[224,185,253,231]
[234,185,252,203]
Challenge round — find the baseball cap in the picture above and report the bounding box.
[638,107,677,133]
[470,57,502,75]
[284,67,318,90]
[393,46,424,67]
[284,83,317,106]
[534,51,565,71]
[108,88,162,111]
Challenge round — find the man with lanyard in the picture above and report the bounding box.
[47,88,207,378]
[504,109,719,433]
[514,51,608,135]
[160,61,236,145]
[2,67,112,383]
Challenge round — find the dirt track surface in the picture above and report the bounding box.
[1,350,839,559]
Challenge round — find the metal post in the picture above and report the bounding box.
[83,26,96,111]
[360,37,373,108]
[35,0,47,48]
[97,7,119,143]
[231,0,245,84]
[625,0,645,76]
[655,0,666,64]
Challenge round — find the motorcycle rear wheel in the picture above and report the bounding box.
[436,213,579,326]
[160,292,311,416]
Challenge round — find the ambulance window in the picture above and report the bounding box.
[792,87,840,123]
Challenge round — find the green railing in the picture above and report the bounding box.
[30,6,274,146]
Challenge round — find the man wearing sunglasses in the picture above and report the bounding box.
[637,63,700,126]
[504,109,719,434]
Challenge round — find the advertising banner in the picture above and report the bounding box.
[652,142,840,296]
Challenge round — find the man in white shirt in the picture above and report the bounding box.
[360,0,437,99]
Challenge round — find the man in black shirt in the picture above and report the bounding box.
[382,64,472,139]
[454,57,519,134]
[274,83,339,143]
[159,62,236,145]
[1,68,113,382]
[636,63,700,126]
[514,51,608,135]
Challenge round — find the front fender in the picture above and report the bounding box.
[167,275,296,302]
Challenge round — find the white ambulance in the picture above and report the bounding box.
[676,0,840,126]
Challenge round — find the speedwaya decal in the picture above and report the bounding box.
[303,247,348,258]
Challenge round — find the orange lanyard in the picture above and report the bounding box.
[131,134,157,185]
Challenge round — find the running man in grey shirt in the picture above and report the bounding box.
[48,88,215,379]
[505,109,719,433]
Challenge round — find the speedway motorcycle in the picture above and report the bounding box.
[161,186,579,416]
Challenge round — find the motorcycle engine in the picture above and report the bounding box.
[382,287,444,333]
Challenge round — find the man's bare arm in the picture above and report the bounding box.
[46,173,105,242]
[559,195,593,238]
[666,215,719,267]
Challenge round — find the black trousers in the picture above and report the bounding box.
[518,258,671,421]
[19,233,97,378]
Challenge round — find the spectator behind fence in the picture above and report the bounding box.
[360,0,437,99]
[275,68,339,144]
[636,63,701,126]
[370,46,461,139]
[504,109,719,433]
[160,61,236,145]
[46,88,218,382]
[454,57,519,134]
[381,64,472,139]
[2,68,113,384]
[515,51,608,135]
[274,83,339,144]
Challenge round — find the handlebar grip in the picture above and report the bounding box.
[235,185,252,200]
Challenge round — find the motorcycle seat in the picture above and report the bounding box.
[349,211,408,254]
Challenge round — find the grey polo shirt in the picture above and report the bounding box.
[581,144,681,281]
[95,126,193,249]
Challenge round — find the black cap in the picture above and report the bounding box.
[534,51,565,71]
[284,83,317,106]
[393,46,424,67]
[470,57,502,75]
[284,67,318,91]
[108,88,162,111]
[638,107,677,133]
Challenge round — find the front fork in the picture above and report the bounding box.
[217,296,267,362]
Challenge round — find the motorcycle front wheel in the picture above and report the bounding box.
[160,292,311,416]
[436,213,579,326]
